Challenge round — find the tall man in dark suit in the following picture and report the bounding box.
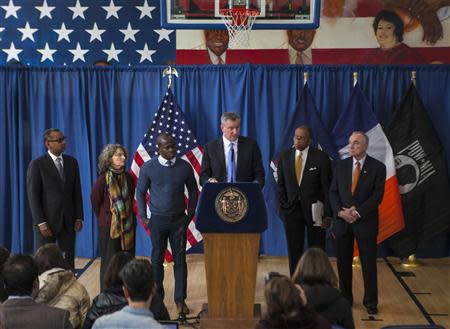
[27,128,83,269]
[0,254,72,329]
[200,112,265,187]
[329,131,386,315]
[277,126,332,275]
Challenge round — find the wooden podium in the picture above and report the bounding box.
[196,183,268,329]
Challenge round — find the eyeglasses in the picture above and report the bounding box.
[48,137,66,143]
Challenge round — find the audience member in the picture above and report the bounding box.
[256,275,331,329]
[91,144,136,291]
[83,252,169,329]
[292,248,354,329]
[0,254,72,329]
[92,259,166,329]
[0,246,10,302]
[34,244,90,329]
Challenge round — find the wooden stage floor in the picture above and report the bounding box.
[76,255,450,329]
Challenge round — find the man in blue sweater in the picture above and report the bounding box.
[136,133,198,316]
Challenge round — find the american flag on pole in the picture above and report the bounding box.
[130,87,203,261]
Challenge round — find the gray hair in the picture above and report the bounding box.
[97,144,128,174]
[220,112,240,124]
[43,128,61,143]
[351,131,369,145]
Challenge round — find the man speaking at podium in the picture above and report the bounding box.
[200,112,265,187]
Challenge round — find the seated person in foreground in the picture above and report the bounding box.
[0,254,73,329]
[0,246,10,302]
[256,275,331,329]
[92,259,166,329]
[292,247,354,329]
[84,252,169,329]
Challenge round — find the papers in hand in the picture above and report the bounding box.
[312,200,324,227]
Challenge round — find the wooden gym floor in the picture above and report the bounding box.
[76,255,450,329]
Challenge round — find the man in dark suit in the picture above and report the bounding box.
[277,126,332,275]
[27,128,83,269]
[329,131,386,315]
[200,112,265,187]
[0,254,72,329]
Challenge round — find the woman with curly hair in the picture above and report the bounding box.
[91,144,135,291]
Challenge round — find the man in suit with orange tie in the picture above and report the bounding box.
[329,131,386,315]
[277,125,332,276]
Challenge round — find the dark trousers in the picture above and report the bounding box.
[283,201,326,276]
[34,219,75,270]
[336,227,378,308]
[150,214,187,304]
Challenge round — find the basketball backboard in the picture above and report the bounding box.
[161,0,321,29]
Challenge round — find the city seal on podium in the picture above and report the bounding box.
[215,187,248,223]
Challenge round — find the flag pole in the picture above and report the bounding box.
[351,71,362,268]
[411,70,417,86]
[162,66,179,89]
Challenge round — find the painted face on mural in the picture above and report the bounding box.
[205,30,230,57]
[376,20,399,49]
[287,29,316,52]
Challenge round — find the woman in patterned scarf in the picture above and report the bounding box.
[91,144,136,292]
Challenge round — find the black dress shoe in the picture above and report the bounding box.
[176,301,190,315]
[367,307,378,315]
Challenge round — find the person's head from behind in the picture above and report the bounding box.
[373,10,404,49]
[0,246,10,270]
[287,29,316,52]
[204,30,229,57]
[264,275,306,319]
[120,259,154,303]
[2,254,39,296]
[34,243,70,275]
[292,247,338,288]
[104,251,134,289]
[220,112,241,142]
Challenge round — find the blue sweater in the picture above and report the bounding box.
[136,158,198,219]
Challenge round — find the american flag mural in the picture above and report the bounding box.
[130,87,203,261]
[0,0,175,65]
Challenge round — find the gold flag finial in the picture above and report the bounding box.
[162,66,179,89]
[303,71,308,85]
[353,72,358,86]
[411,71,417,86]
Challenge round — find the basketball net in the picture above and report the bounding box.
[219,8,260,48]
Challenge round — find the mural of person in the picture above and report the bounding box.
[361,10,425,64]
[205,30,230,64]
[286,29,317,64]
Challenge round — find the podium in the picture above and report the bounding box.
[196,182,268,329]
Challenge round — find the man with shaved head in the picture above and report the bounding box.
[136,133,198,317]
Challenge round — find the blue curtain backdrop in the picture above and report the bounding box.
[1,64,449,258]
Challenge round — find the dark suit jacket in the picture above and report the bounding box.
[200,136,265,187]
[277,147,332,225]
[27,153,83,234]
[329,155,386,238]
[0,298,72,329]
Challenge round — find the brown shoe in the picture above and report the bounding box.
[176,301,190,314]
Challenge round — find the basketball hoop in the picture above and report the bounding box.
[219,7,260,48]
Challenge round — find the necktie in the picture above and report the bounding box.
[227,142,236,183]
[166,160,173,167]
[217,57,224,65]
[295,51,304,64]
[295,152,303,185]
[351,161,361,194]
[55,157,64,180]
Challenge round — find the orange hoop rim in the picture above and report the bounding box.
[219,7,260,17]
